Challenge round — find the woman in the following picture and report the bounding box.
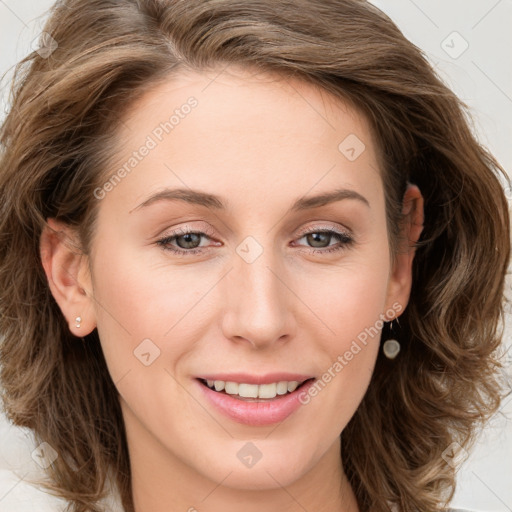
[0,0,509,511]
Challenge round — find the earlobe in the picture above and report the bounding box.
[385,183,424,318]
[39,218,96,336]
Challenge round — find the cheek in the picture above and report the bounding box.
[89,237,220,388]
[91,228,209,324]
[300,248,391,347]
[89,243,174,373]
[298,254,390,419]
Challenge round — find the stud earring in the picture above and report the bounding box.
[383,320,400,359]
[75,316,82,329]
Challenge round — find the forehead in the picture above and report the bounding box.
[117,64,378,154]
[99,64,383,219]
[123,64,373,136]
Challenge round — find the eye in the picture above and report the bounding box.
[294,228,354,254]
[156,226,354,256]
[156,226,217,256]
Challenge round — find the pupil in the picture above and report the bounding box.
[308,232,329,248]
[178,233,200,249]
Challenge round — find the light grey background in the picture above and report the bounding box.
[0,1,511,511]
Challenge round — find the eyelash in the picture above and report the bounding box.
[156,226,354,257]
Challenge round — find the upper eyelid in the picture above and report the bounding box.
[160,225,216,239]
[160,224,351,240]
[296,223,352,237]
[162,219,352,236]
[158,225,353,249]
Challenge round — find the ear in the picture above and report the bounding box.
[384,183,424,319]
[39,218,97,336]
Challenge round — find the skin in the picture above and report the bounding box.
[40,65,424,512]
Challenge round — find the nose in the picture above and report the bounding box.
[220,244,296,350]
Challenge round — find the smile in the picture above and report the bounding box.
[195,375,316,426]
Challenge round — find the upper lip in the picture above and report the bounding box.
[197,373,315,385]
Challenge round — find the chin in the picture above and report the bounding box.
[196,448,312,491]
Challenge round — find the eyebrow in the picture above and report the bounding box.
[129,187,370,213]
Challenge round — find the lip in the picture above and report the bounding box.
[196,373,314,385]
[195,377,316,426]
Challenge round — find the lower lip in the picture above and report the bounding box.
[196,379,316,426]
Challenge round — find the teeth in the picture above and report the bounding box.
[287,381,299,392]
[224,382,239,395]
[276,381,289,395]
[204,379,305,399]
[238,383,259,398]
[259,383,277,399]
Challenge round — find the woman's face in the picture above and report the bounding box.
[47,66,421,504]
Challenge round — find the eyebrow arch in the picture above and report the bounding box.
[129,187,370,213]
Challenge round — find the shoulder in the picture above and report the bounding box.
[1,410,124,511]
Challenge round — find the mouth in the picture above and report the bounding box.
[197,377,315,402]
[196,375,317,425]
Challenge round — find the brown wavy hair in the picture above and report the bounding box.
[0,0,510,511]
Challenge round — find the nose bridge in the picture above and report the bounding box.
[221,236,293,347]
